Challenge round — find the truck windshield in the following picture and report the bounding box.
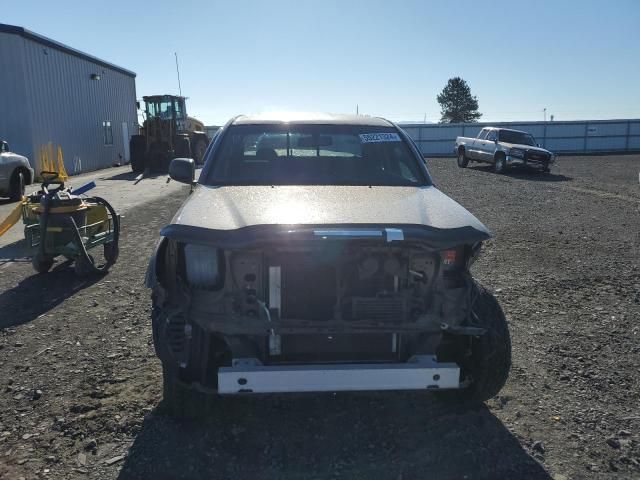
[202,124,430,186]
[499,130,536,146]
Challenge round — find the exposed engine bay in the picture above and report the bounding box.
[150,236,483,390]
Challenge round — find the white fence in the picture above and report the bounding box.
[399,119,640,156]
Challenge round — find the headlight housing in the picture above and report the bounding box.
[509,148,525,158]
[183,244,223,289]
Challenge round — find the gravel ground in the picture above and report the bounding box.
[0,154,638,480]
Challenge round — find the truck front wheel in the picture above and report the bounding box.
[494,153,507,174]
[435,282,511,406]
[161,367,218,420]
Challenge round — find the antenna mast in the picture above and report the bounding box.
[175,52,182,96]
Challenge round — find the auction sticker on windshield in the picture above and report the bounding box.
[359,133,401,143]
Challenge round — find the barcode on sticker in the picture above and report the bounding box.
[359,133,401,143]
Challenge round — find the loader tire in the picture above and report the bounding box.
[192,136,208,165]
[175,136,191,159]
[130,136,146,173]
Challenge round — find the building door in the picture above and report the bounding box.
[122,122,130,163]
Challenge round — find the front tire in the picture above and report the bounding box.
[494,154,507,174]
[457,149,469,168]
[10,171,25,202]
[436,282,511,405]
[161,367,216,420]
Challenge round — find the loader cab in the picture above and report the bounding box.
[144,95,187,121]
[143,95,187,143]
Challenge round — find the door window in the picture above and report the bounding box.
[486,130,497,142]
[477,128,488,139]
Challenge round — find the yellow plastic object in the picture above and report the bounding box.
[33,203,88,214]
[56,146,69,181]
[0,199,25,237]
[36,143,69,182]
[85,203,109,236]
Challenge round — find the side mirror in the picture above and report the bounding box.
[537,143,541,147]
[169,157,195,184]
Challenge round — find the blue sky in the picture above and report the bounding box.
[4,0,639,125]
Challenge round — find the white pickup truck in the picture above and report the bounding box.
[454,127,555,174]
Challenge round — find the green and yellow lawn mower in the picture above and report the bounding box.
[22,173,120,276]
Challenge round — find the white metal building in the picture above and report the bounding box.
[0,23,137,175]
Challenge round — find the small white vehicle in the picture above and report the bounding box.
[0,140,34,201]
[454,127,555,174]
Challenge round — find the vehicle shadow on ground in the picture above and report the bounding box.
[470,165,572,183]
[0,260,100,329]
[100,171,167,182]
[118,392,551,480]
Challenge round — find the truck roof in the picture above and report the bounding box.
[232,113,394,127]
[483,127,528,135]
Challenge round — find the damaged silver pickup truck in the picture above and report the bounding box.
[146,114,511,417]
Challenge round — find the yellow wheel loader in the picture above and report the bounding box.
[130,95,210,173]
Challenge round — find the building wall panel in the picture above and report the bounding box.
[20,36,137,175]
[0,27,137,176]
[0,32,32,161]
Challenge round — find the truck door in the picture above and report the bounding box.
[469,128,488,160]
[483,129,498,162]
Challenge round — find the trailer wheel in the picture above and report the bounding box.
[104,242,119,264]
[31,255,54,274]
[435,281,511,406]
[74,254,96,277]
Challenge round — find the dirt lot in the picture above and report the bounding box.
[0,154,638,480]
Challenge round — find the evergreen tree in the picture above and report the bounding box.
[437,77,482,123]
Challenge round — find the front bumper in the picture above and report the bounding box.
[506,155,553,169]
[218,356,460,394]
